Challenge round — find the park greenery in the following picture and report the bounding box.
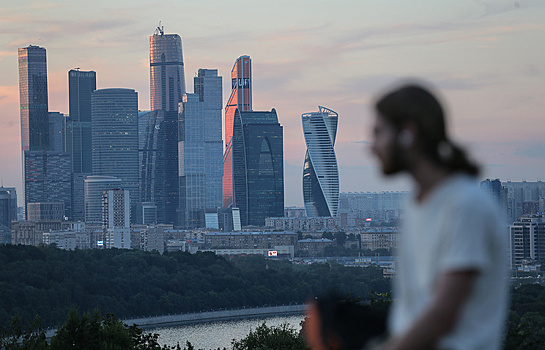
[0,244,389,330]
[2,244,545,349]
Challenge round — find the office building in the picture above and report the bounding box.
[91,88,139,211]
[18,45,49,152]
[338,191,409,225]
[231,109,284,226]
[102,188,131,249]
[178,69,223,228]
[223,56,252,207]
[18,45,72,218]
[24,151,72,219]
[0,187,17,229]
[194,69,223,210]
[84,176,122,223]
[138,110,166,222]
[48,112,66,152]
[67,69,96,220]
[27,202,64,222]
[149,26,186,225]
[302,106,339,217]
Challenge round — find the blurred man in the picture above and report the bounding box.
[369,83,508,350]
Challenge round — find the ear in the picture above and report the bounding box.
[398,129,414,147]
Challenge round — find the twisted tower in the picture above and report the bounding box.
[302,106,339,217]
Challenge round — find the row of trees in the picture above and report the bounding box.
[0,245,390,329]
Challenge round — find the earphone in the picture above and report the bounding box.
[398,129,414,147]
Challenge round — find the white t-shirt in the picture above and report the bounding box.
[389,174,509,350]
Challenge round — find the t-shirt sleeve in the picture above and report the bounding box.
[436,196,496,273]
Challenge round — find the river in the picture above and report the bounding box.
[154,315,305,349]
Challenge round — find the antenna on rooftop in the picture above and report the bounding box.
[155,21,164,36]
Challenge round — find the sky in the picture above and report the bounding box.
[1,0,544,207]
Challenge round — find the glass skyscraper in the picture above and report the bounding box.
[223,56,252,207]
[178,69,223,228]
[231,109,284,226]
[302,106,339,217]
[66,69,96,221]
[19,45,72,218]
[67,69,96,173]
[91,88,140,211]
[149,26,186,225]
[18,45,49,152]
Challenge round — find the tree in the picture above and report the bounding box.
[231,322,308,350]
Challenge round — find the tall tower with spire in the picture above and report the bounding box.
[148,25,186,224]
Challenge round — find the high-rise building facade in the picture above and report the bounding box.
[91,88,139,211]
[102,188,131,249]
[0,187,17,231]
[24,151,72,219]
[19,45,72,219]
[18,45,49,152]
[510,215,545,269]
[149,26,186,225]
[195,69,223,210]
[48,112,66,152]
[302,106,339,217]
[223,56,252,207]
[84,176,122,223]
[67,69,96,173]
[231,109,284,226]
[178,69,223,228]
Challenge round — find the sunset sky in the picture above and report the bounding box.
[1,0,544,207]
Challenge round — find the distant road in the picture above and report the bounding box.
[45,304,306,339]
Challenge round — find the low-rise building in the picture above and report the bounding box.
[265,217,339,232]
[360,229,399,252]
[296,238,334,257]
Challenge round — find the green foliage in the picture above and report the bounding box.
[504,284,545,350]
[231,322,308,350]
[0,245,390,330]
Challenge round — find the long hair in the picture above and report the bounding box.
[375,83,480,176]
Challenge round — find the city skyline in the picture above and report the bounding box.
[1,1,544,207]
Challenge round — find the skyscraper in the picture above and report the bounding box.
[24,151,72,218]
[302,106,339,217]
[178,69,223,229]
[66,69,96,221]
[18,45,49,152]
[149,26,186,225]
[48,112,66,152]
[231,109,284,226]
[19,45,72,218]
[67,69,96,174]
[91,88,139,212]
[223,56,252,207]
[195,69,223,210]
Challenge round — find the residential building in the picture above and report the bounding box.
[302,106,339,217]
[149,26,186,224]
[204,231,296,257]
[510,215,545,269]
[296,238,334,257]
[360,229,399,251]
[265,216,340,232]
[102,188,131,249]
[503,181,545,222]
